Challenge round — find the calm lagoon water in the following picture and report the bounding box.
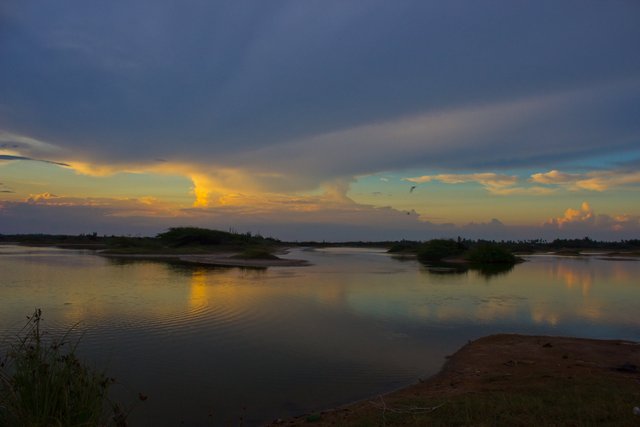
[1,244,639,425]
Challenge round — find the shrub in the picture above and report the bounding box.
[157,227,266,248]
[417,239,465,262]
[387,241,420,254]
[0,310,127,426]
[466,242,518,264]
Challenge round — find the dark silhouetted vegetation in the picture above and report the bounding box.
[1,231,639,256]
[0,228,282,255]
[465,242,520,264]
[0,310,131,426]
[387,240,421,254]
[471,262,516,277]
[383,237,640,259]
[416,239,466,262]
[158,227,267,247]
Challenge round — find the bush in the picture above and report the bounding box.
[0,310,128,426]
[465,242,519,264]
[417,239,466,262]
[387,241,420,254]
[157,227,265,248]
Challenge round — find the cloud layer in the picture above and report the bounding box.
[2,3,640,182]
[1,1,639,238]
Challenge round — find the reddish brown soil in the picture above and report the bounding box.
[270,334,640,426]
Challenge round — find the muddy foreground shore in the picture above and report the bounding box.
[272,334,640,426]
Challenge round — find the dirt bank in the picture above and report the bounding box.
[271,334,640,426]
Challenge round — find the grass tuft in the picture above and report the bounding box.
[0,309,129,426]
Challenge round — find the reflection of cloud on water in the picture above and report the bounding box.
[576,304,604,322]
[530,306,560,326]
[556,263,593,296]
[430,304,471,323]
[475,297,520,323]
[529,301,605,326]
[407,296,604,327]
[403,295,526,324]
[611,262,634,284]
[313,285,347,306]
[180,255,640,341]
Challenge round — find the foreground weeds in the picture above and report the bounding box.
[0,309,130,426]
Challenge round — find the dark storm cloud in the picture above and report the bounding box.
[0,154,69,167]
[0,0,639,181]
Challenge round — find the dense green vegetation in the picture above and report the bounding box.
[387,240,421,254]
[0,310,130,426]
[465,242,520,264]
[157,227,276,248]
[393,238,521,265]
[416,239,466,262]
[385,237,640,267]
[1,231,638,256]
[111,228,280,254]
[0,228,281,255]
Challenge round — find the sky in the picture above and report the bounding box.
[1,0,639,241]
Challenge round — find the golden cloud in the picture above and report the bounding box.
[544,201,640,233]
[531,169,640,191]
[23,192,183,217]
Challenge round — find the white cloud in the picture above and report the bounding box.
[404,172,557,196]
[407,173,517,188]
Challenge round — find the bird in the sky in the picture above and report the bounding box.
[409,185,416,193]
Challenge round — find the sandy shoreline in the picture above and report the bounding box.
[272,334,640,425]
[179,254,310,267]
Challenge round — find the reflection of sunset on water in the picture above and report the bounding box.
[1,247,639,426]
[188,268,209,309]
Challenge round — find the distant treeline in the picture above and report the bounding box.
[292,237,640,253]
[0,230,639,252]
[0,227,280,252]
[386,237,640,255]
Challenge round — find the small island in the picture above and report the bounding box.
[387,238,524,276]
[1,232,639,270]
[97,227,311,268]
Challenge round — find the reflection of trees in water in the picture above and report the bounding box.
[104,256,268,275]
[419,261,514,279]
[105,257,199,272]
[389,254,418,263]
[471,263,514,278]
[420,262,468,275]
[104,257,166,267]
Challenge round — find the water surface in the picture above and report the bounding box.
[1,245,639,425]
